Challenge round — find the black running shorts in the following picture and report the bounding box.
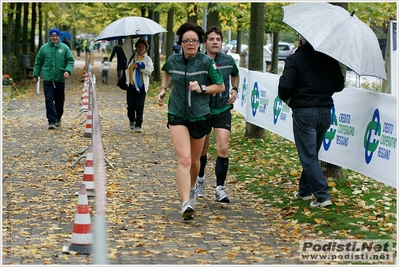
[210,109,232,131]
[167,114,211,139]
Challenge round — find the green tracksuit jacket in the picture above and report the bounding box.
[33,39,74,82]
[162,52,223,121]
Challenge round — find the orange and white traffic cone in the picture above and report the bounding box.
[63,184,93,255]
[82,79,89,98]
[76,145,95,197]
[83,107,92,138]
[81,89,89,112]
[81,73,84,82]
[81,67,87,82]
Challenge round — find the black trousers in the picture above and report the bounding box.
[126,85,146,127]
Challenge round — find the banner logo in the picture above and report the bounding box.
[364,109,381,163]
[241,77,247,107]
[364,108,397,164]
[323,106,338,151]
[250,81,259,117]
[273,96,290,124]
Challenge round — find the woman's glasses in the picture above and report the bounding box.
[182,39,200,44]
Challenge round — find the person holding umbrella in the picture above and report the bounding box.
[157,22,225,220]
[278,35,345,208]
[122,38,154,132]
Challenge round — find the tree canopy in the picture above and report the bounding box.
[2,2,396,79]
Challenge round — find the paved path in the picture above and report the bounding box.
[2,52,310,265]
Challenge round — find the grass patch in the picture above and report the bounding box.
[212,110,396,242]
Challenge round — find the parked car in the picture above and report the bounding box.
[242,45,272,72]
[266,42,295,61]
[222,43,248,54]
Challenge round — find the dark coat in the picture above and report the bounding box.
[110,45,127,70]
[278,42,345,110]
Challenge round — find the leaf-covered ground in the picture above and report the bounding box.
[2,52,395,265]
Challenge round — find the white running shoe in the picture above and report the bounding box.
[215,185,230,203]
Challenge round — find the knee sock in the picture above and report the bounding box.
[198,154,207,178]
[215,156,229,186]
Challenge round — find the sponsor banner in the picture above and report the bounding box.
[233,68,397,188]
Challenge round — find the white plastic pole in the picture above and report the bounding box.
[90,74,109,265]
[36,77,40,94]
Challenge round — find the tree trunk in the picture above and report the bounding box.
[245,122,266,138]
[152,11,161,82]
[146,9,153,57]
[236,22,242,54]
[30,3,37,54]
[22,3,29,55]
[14,3,22,60]
[187,3,198,24]
[140,6,146,17]
[270,31,279,74]
[245,2,265,139]
[321,161,343,178]
[206,3,219,29]
[6,3,15,74]
[248,3,264,72]
[238,17,246,67]
[166,8,174,59]
[38,3,43,48]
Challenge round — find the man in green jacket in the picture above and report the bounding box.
[33,28,74,130]
[196,26,240,203]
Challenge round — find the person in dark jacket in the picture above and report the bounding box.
[75,37,83,59]
[278,35,344,208]
[33,28,74,130]
[156,22,225,220]
[110,39,127,80]
[62,37,71,49]
[195,26,240,203]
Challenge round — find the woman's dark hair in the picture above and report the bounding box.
[176,22,204,46]
[205,26,223,42]
[135,38,149,50]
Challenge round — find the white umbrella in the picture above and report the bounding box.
[282,2,387,81]
[122,37,135,62]
[95,16,167,42]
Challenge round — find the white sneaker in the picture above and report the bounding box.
[310,199,332,208]
[181,201,194,220]
[293,192,312,201]
[196,179,205,198]
[189,188,196,207]
[215,185,230,203]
